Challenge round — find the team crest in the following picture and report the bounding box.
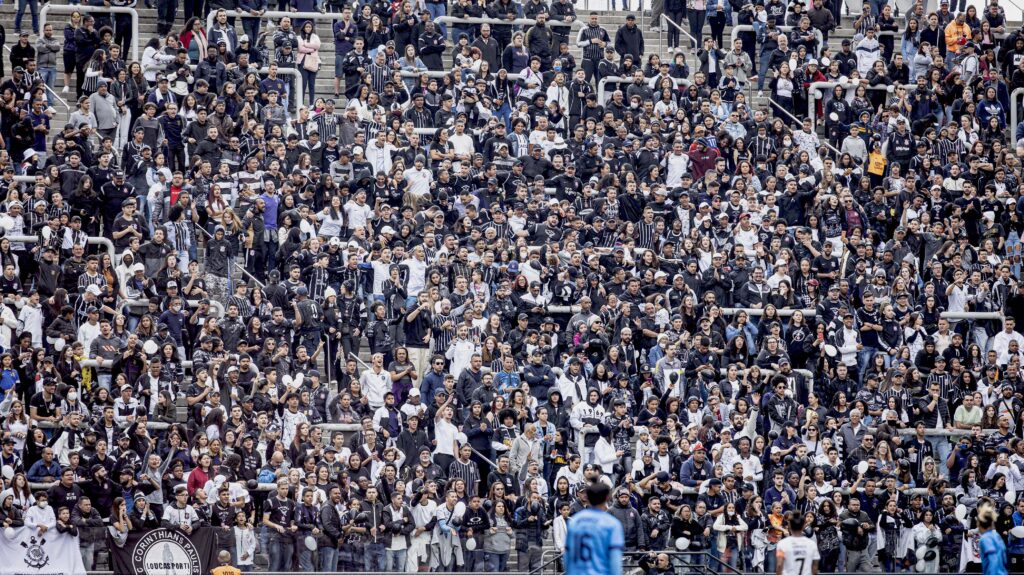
[21,535,49,569]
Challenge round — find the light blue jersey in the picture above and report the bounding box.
[565,508,625,575]
[980,529,1008,575]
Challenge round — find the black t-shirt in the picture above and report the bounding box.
[29,391,59,419]
[297,299,323,331]
[263,496,295,528]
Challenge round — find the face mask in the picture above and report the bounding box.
[783,138,792,146]
[37,500,47,508]
[68,391,77,402]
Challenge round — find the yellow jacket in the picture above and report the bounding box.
[944,21,970,53]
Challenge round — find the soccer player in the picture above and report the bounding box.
[979,499,1008,575]
[776,514,819,575]
[565,482,624,575]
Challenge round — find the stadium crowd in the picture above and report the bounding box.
[0,0,1023,572]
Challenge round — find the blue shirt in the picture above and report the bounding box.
[980,529,1008,575]
[566,508,623,575]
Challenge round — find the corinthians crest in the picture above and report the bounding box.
[20,535,49,569]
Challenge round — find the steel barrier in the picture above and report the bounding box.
[730,25,823,58]
[7,234,114,262]
[40,5,140,61]
[808,80,892,130]
[597,76,691,104]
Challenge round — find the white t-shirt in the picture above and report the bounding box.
[776,535,820,575]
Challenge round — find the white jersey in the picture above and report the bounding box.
[776,535,819,575]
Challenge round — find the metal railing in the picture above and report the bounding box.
[730,24,823,57]
[807,80,892,131]
[7,234,114,261]
[40,5,140,61]
[2,45,71,112]
[766,96,842,156]
[206,9,344,33]
[597,75,691,104]
[194,222,266,290]
[659,14,699,71]
[187,64,302,115]
[436,15,579,29]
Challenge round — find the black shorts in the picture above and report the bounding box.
[63,51,76,74]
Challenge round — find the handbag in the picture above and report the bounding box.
[302,54,320,73]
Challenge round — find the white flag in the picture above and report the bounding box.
[0,527,86,575]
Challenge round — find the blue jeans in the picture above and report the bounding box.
[268,533,294,572]
[426,2,447,38]
[363,542,385,571]
[758,50,772,90]
[495,101,512,130]
[297,540,314,571]
[857,346,877,380]
[319,545,338,572]
[385,548,407,572]
[39,67,56,97]
[930,438,952,478]
[300,68,317,106]
[484,551,508,571]
[15,0,38,33]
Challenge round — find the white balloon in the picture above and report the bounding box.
[820,57,830,67]
[1007,491,1017,504]
[293,373,304,388]
[299,220,313,236]
[824,344,838,357]
[282,374,294,387]
[53,338,65,352]
[829,112,839,122]
[955,504,968,521]
[3,528,14,540]
[1011,526,1024,538]
[839,76,849,84]
[142,340,158,355]
[1,465,13,481]
[465,538,477,551]
[674,537,690,550]
[814,90,823,98]
[453,501,467,522]
[789,59,798,71]
[304,535,317,551]
[856,461,869,475]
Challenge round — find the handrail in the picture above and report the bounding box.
[399,70,521,80]
[436,15,579,28]
[730,24,823,57]
[206,9,342,33]
[40,5,140,61]
[808,80,892,131]
[597,75,691,103]
[2,44,71,112]
[661,13,698,46]
[188,64,302,114]
[7,234,114,261]
[767,96,842,157]
[193,224,267,290]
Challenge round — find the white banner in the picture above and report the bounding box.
[0,527,86,575]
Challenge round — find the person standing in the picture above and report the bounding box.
[979,499,1008,575]
[776,514,819,575]
[565,483,623,575]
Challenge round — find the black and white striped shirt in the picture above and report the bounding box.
[447,457,480,490]
[432,312,456,354]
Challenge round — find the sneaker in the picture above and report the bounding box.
[650,26,660,32]
[61,86,68,94]
[757,90,764,98]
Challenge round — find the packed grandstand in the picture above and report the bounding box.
[0,0,1016,572]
